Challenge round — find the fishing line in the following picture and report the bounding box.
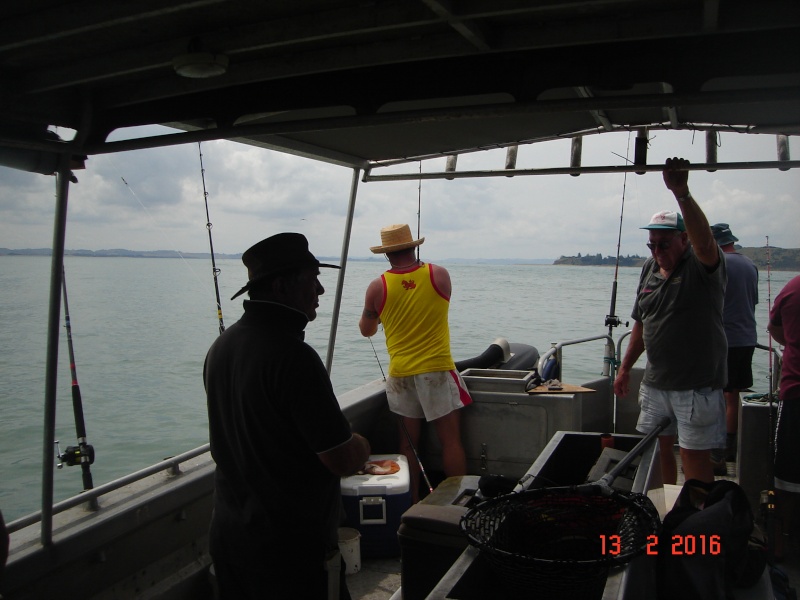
[368,336,386,381]
[114,165,213,298]
[197,142,225,335]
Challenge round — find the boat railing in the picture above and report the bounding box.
[536,333,618,379]
[754,342,783,398]
[615,332,783,398]
[6,443,211,536]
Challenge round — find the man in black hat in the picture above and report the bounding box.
[204,233,370,599]
[710,223,758,470]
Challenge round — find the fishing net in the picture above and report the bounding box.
[460,486,661,598]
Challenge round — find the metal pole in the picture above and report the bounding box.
[325,168,360,373]
[41,154,72,545]
[364,159,800,182]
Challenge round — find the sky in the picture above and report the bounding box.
[1,126,797,261]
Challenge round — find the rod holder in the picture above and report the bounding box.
[445,155,458,180]
[634,129,647,174]
[570,136,582,177]
[777,135,791,171]
[505,145,518,176]
[706,130,718,172]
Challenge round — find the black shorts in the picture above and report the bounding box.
[724,346,755,391]
[774,395,800,490]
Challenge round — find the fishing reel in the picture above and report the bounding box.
[605,314,629,328]
[55,440,95,469]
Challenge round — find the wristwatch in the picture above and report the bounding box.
[676,192,693,202]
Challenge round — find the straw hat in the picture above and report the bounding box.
[369,224,425,254]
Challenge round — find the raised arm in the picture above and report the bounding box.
[663,157,719,269]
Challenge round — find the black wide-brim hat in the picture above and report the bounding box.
[230,233,339,300]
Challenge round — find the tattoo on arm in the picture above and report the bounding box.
[363,308,379,319]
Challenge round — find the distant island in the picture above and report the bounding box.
[555,246,800,271]
[554,253,645,267]
[2,247,797,270]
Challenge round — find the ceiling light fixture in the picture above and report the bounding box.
[173,52,229,78]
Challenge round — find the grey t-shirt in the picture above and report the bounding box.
[632,246,727,390]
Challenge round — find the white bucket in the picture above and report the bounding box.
[338,527,361,575]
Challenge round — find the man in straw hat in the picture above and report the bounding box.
[205,232,370,599]
[359,224,472,502]
[614,158,727,485]
[709,223,758,469]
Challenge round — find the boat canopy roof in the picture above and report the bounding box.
[1,0,799,170]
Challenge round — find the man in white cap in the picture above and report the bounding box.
[359,224,472,502]
[614,158,727,484]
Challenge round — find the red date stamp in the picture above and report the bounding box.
[600,534,721,556]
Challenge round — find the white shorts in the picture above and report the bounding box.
[636,383,726,450]
[386,370,473,421]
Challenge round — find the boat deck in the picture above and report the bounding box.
[347,557,401,600]
[347,448,799,599]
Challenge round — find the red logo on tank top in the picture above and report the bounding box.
[402,279,416,290]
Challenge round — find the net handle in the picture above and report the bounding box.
[595,416,670,490]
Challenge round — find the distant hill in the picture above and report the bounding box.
[737,246,800,271]
[0,248,555,264]
[555,247,800,271]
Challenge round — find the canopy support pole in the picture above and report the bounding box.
[326,168,360,374]
[41,154,72,545]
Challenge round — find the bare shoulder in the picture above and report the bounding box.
[429,263,452,298]
[365,275,383,296]
[430,263,451,280]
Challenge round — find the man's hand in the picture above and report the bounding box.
[662,157,690,196]
[613,367,631,397]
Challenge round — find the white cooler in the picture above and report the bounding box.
[340,454,412,558]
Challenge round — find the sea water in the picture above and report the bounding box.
[0,256,795,522]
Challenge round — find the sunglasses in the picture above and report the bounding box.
[646,239,677,251]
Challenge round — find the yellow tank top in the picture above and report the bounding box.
[380,263,455,377]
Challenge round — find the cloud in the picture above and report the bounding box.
[1,128,797,259]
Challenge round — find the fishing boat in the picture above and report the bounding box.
[1,2,799,598]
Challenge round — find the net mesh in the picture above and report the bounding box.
[460,486,661,597]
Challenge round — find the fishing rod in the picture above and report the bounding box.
[198,142,225,335]
[604,134,636,383]
[416,161,422,261]
[606,133,637,336]
[764,236,779,560]
[766,236,776,460]
[56,267,98,509]
[367,336,434,495]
